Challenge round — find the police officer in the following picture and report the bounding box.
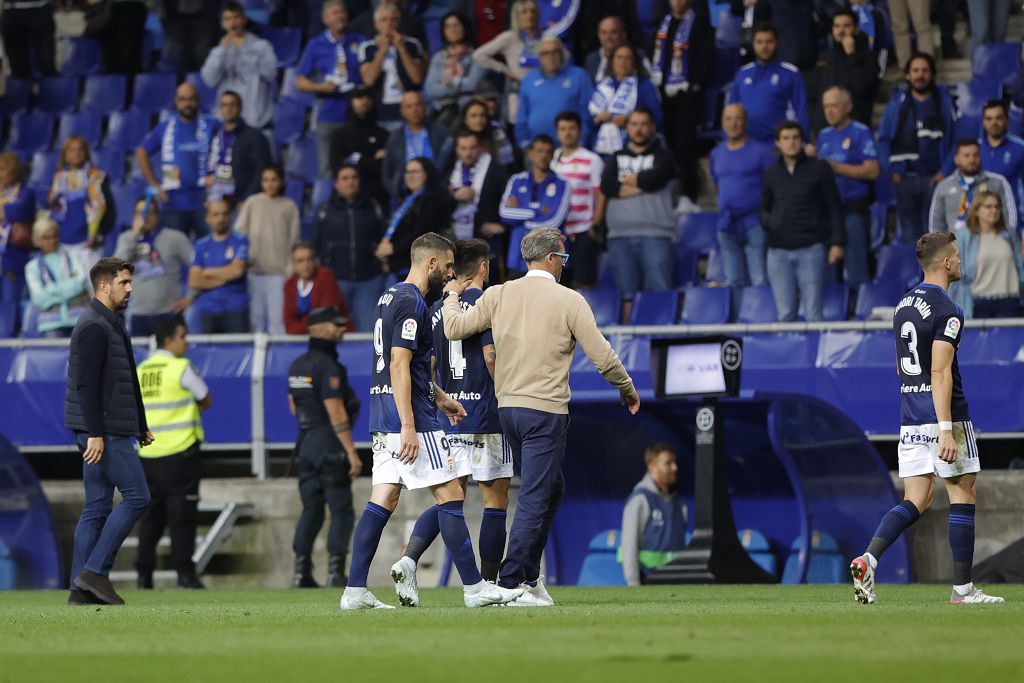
[287,305,362,588]
[135,318,211,589]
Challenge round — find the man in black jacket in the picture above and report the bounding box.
[328,86,390,209]
[311,164,386,331]
[448,128,508,241]
[64,257,155,606]
[207,90,273,205]
[814,9,879,130]
[761,122,845,322]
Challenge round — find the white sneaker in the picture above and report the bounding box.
[526,577,554,605]
[507,579,556,608]
[463,581,525,608]
[850,555,876,605]
[950,585,1005,604]
[339,587,395,611]
[390,556,419,607]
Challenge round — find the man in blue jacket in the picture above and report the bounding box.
[515,37,593,148]
[877,53,957,244]
[727,24,808,143]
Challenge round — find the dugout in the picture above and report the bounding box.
[547,393,911,586]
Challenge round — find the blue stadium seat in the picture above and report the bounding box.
[284,137,319,185]
[737,285,778,323]
[822,283,850,322]
[870,203,889,250]
[424,19,443,55]
[636,0,659,35]
[284,178,308,213]
[0,301,16,339]
[263,26,302,68]
[0,78,32,116]
[59,37,103,77]
[311,178,333,211]
[855,280,903,320]
[677,211,719,254]
[132,72,177,113]
[1012,104,1023,136]
[94,146,128,184]
[273,98,308,147]
[106,109,151,151]
[58,108,103,148]
[738,528,778,578]
[781,531,846,584]
[280,67,315,109]
[27,150,59,196]
[674,246,699,288]
[715,7,741,48]
[972,42,1022,86]
[875,243,921,289]
[7,112,54,155]
[681,286,730,324]
[953,80,1001,118]
[628,289,680,326]
[581,288,622,327]
[110,182,144,231]
[82,74,128,114]
[36,77,80,115]
[955,115,981,139]
[242,0,272,24]
[576,529,627,586]
[185,72,218,114]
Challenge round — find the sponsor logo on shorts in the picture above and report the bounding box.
[449,435,486,449]
[901,432,938,445]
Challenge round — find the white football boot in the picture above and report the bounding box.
[950,585,1005,604]
[464,581,525,608]
[339,587,395,610]
[850,555,876,605]
[390,556,419,607]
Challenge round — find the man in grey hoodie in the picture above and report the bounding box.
[619,443,687,586]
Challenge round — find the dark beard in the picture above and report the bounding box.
[427,268,446,294]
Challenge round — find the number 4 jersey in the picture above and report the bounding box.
[430,288,500,434]
[894,282,970,426]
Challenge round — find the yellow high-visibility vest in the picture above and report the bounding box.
[136,353,204,458]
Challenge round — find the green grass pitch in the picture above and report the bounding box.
[2,585,1023,682]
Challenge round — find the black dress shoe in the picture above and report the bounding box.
[67,590,105,606]
[177,574,206,589]
[137,573,154,590]
[73,570,125,605]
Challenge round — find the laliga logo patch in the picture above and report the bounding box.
[944,317,961,339]
[401,318,418,341]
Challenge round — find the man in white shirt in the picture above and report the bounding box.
[552,110,605,289]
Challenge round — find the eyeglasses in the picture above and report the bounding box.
[551,251,570,266]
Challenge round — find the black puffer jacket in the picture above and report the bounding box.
[312,192,385,282]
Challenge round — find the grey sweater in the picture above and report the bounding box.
[115,228,194,316]
[619,473,687,586]
[600,140,677,240]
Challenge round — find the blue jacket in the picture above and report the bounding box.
[950,225,1024,318]
[515,64,594,147]
[499,171,570,270]
[877,86,957,177]
[727,60,808,142]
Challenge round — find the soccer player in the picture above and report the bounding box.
[339,233,523,610]
[390,239,513,607]
[850,232,1004,606]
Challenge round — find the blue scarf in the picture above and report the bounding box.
[404,126,433,162]
[518,31,541,70]
[384,189,424,240]
[652,11,695,94]
[161,116,211,191]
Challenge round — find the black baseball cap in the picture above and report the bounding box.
[308,306,349,327]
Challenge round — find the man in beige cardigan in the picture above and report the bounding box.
[442,227,640,605]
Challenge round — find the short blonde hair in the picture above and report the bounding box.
[32,211,59,248]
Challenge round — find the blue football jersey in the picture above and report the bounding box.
[369,282,440,433]
[894,283,970,426]
[430,288,500,434]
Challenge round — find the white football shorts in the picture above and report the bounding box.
[371,430,470,490]
[447,433,514,482]
[897,421,981,479]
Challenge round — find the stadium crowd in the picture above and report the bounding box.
[2,0,1024,338]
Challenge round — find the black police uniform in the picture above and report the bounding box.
[288,336,361,587]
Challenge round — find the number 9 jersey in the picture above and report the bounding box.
[893,283,970,426]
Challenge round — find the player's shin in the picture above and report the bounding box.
[404,505,440,563]
[479,508,508,582]
[865,500,921,567]
[347,502,392,587]
[437,501,484,586]
[949,503,976,591]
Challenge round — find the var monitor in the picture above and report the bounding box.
[650,337,742,399]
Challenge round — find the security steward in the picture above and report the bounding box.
[287,306,362,588]
[135,318,211,589]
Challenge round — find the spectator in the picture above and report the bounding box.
[200,2,279,130]
[552,111,605,290]
[24,213,90,338]
[284,242,354,335]
[235,167,301,335]
[114,197,193,337]
[877,53,957,244]
[205,91,273,205]
[761,122,845,322]
[0,0,56,79]
[811,87,880,293]
[590,45,662,156]
[951,191,1024,318]
[728,24,808,145]
[358,2,428,130]
[160,0,219,76]
[967,1,1011,59]
[849,0,893,74]
[459,93,516,169]
[577,6,643,65]
[328,85,390,207]
[600,110,676,303]
[816,8,879,129]
[584,14,650,83]
[295,0,368,180]
[651,0,714,208]
[312,164,385,331]
[500,135,569,277]
[381,92,448,199]
[619,443,687,587]
[473,0,543,126]
[453,0,508,46]
[98,0,148,77]
[710,104,776,303]
[424,11,487,121]
[514,37,593,148]
[188,198,250,334]
[448,129,509,244]
[136,83,223,239]
[48,136,115,272]
[976,101,1024,214]
[0,152,35,328]
[929,139,1017,234]
[350,0,427,47]
[888,0,934,68]
[375,158,453,275]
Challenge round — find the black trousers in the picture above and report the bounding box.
[292,429,355,557]
[661,89,703,201]
[136,445,201,576]
[0,6,56,79]
[100,1,147,77]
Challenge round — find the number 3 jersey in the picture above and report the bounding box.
[369,282,441,434]
[429,288,500,434]
[894,282,970,426]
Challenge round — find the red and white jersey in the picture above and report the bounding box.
[552,146,604,235]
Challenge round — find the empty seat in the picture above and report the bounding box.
[855,280,904,320]
[822,283,850,322]
[674,246,699,287]
[738,528,778,578]
[781,531,846,584]
[185,72,218,113]
[424,19,444,55]
[284,178,308,213]
[106,109,151,151]
[0,78,32,116]
[110,182,144,231]
[82,74,128,114]
[263,26,302,68]
[36,77,80,115]
[310,178,334,210]
[875,243,921,289]
[953,80,1001,119]
[280,67,315,108]
[581,288,622,327]
[273,97,308,147]
[681,286,730,324]
[972,42,1022,86]
[131,72,177,113]
[737,285,778,323]
[284,137,319,185]
[94,146,128,184]
[58,108,103,148]
[677,211,720,254]
[59,37,103,77]
[628,289,680,326]
[7,112,55,155]
[576,530,627,587]
[27,150,59,195]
